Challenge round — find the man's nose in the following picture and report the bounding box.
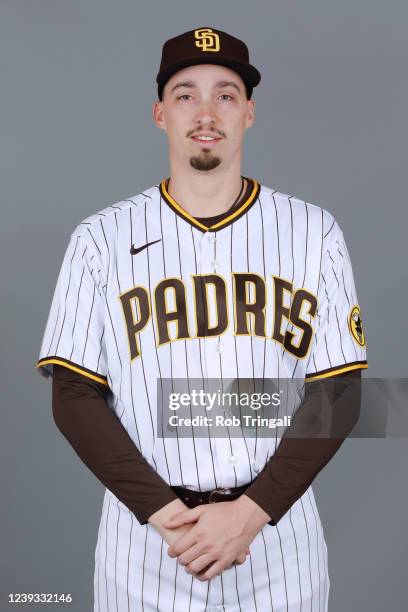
[195,100,217,126]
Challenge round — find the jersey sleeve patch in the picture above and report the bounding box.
[348,304,366,347]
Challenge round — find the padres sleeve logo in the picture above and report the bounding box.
[194,28,220,52]
[348,305,366,346]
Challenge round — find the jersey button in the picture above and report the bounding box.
[216,342,224,353]
[228,455,238,465]
[252,461,261,473]
[208,234,217,243]
[211,259,219,270]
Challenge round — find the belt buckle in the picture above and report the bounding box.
[208,487,232,503]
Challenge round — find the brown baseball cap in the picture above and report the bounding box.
[156,27,261,100]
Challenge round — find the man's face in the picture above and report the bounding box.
[153,64,255,172]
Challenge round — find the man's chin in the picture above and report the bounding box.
[190,155,221,171]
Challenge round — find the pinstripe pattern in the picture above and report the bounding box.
[37,180,366,611]
[97,487,329,611]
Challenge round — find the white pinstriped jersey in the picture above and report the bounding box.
[36,178,367,485]
[36,178,367,610]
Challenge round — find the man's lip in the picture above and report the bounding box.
[191,135,223,146]
[190,134,223,140]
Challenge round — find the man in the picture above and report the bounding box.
[36,27,368,611]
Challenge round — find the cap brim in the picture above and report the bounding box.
[156,56,261,94]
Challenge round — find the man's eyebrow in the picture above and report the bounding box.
[169,80,242,95]
[215,80,242,93]
[169,81,195,94]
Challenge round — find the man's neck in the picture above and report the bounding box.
[166,167,246,218]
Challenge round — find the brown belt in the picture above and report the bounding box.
[170,483,250,508]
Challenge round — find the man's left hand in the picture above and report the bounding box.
[163,495,271,581]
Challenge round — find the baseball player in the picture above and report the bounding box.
[36,26,368,611]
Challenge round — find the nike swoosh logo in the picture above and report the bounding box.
[130,239,162,255]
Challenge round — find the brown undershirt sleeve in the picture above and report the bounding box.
[244,369,362,525]
[52,364,179,525]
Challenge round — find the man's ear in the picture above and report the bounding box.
[246,98,255,128]
[152,100,166,131]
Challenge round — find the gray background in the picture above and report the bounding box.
[1,0,407,610]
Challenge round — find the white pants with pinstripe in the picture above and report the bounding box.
[94,488,329,612]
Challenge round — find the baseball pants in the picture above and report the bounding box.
[94,488,329,612]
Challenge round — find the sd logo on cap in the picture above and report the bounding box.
[156,26,261,100]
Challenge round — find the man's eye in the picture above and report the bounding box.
[219,94,233,101]
[178,94,191,100]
